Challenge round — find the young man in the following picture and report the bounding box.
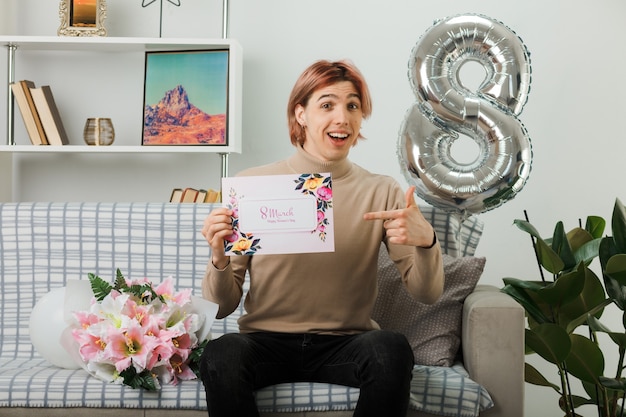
[199,60,443,417]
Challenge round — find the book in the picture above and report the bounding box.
[29,85,69,146]
[19,80,48,145]
[205,189,220,203]
[170,187,219,203]
[11,80,47,145]
[195,189,208,203]
[169,188,183,202]
[180,187,199,203]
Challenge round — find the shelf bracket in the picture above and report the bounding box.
[219,152,229,178]
[218,152,230,203]
[222,0,230,39]
[6,43,17,146]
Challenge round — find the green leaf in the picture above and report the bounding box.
[537,263,586,307]
[599,376,626,391]
[119,367,159,391]
[513,219,543,239]
[564,334,604,384]
[566,228,593,256]
[587,314,612,333]
[525,324,571,365]
[88,272,113,302]
[573,238,602,267]
[502,280,552,324]
[552,221,577,271]
[114,268,128,291]
[559,394,595,411]
[612,198,626,253]
[189,339,209,378]
[128,283,161,304]
[536,238,565,274]
[585,215,606,239]
[599,237,626,310]
[559,266,607,332]
[583,378,626,415]
[605,254,626,286]
[524,362,560,391]
[502,277,545,292]
[599,233,618,268]
[565,298,610,334]
[512,219,565,273]
[588,315,626,349]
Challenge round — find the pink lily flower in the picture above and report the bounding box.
[104,322,158,373]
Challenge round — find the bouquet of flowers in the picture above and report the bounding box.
[69,269,209,390]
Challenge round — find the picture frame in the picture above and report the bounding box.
[58,0,107,37]
[142,49,230,146]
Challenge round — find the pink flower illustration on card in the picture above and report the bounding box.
[224,187,262,255]
[294,173,333,242]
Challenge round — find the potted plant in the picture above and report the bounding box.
[502,198,626,417]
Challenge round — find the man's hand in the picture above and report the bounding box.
[363,186,435,247]
[201,207,234,269]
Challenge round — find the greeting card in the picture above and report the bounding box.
[222,173,334,255]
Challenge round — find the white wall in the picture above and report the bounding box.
[5,1,626,415]
[0,0,16,35]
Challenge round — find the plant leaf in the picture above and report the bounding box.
[565,298,610,334]
[524,362,560,391]
[513,219,565,273]
[536,238,565,274]
[525,324,571,365]
[587,315,612,334]
[566,228,593,253]
[537,263,586,307]
[558,266,607,332]
[88,272,113,302]
[513,219,543,239]
[599,237,626,310]
[553,221,577,271]
[502,280,552,324]
[119,367,159,391]
[612,198,626,253]
[189,339,209,378]
[599,376,626,391]
[114,268,128,291]
[573,238,602,267]
[585,215,606,239]
[605,254,626,286]
[588,315,626,349]
[502,277,545,291]
[564,334,604,384]
[559,394,595,412]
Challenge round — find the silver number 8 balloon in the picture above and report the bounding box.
[398,14,532,219]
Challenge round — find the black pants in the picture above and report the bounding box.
[199,330,414,417]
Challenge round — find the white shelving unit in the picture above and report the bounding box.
[0,35,242,202]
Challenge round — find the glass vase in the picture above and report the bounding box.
[83,117,115,146]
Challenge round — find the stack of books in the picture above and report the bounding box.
[170,188,221,203]
[11,80,69,146]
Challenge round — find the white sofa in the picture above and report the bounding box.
[0,202,524,417]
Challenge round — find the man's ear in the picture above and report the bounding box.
[295,104,306,126]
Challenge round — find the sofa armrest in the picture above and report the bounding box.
[462,284,525,417]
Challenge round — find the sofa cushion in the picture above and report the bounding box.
[418,206,483,257]
[0,357,492,416]
[372,250,486,366]
[255,363,492,416]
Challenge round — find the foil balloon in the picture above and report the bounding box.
[399,14,532,219]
